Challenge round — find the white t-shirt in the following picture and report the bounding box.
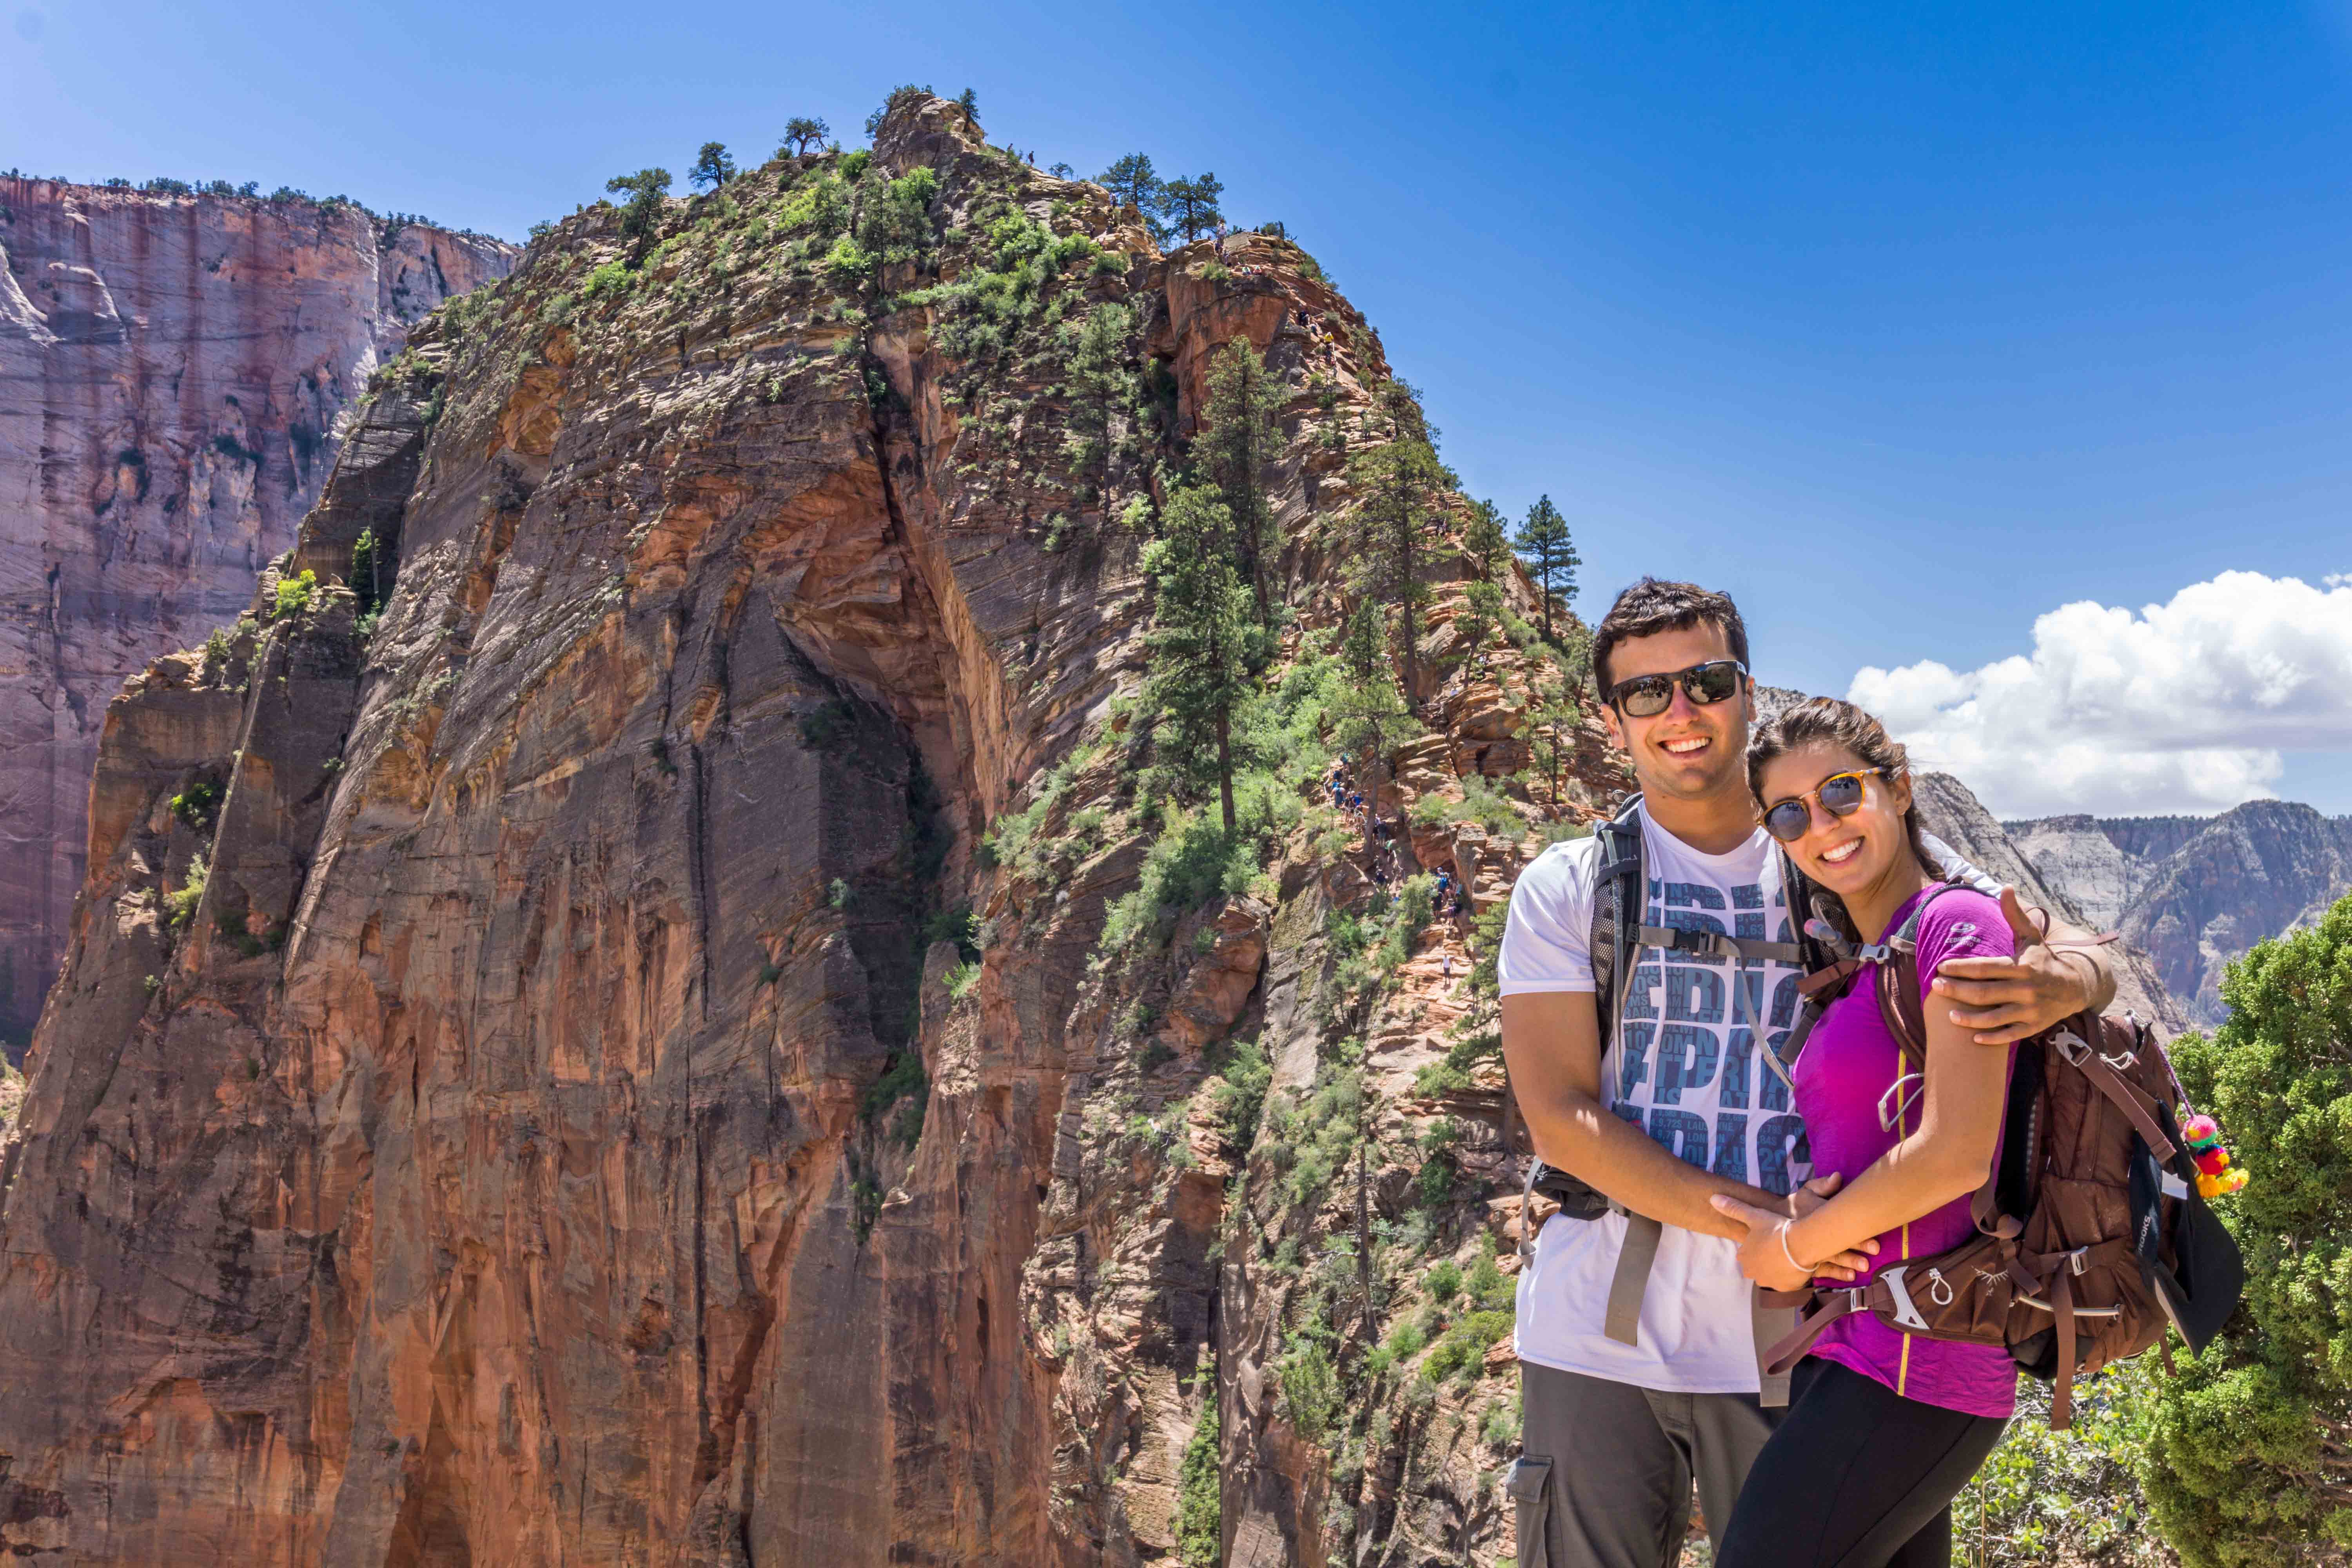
[1499,813,1808,1392]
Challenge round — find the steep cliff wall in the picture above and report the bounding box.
[0,178,516,1043]
[0,100,1627,1565]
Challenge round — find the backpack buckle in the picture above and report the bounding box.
[2052,1029,2091,1065]
[1854,942,1893,964]
[2068,1247,2091,1276]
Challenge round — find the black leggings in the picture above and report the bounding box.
[1717,1359,2009,1568]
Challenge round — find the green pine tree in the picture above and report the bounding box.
[604,168,672,260]
[1163,173,1226,243]
[1144,486,1256,831]
[1511,494,1578,644]
[2141,893,2352,1568]
[1097,153,1167,239]
[1198,340,1283,629]
[1345,381,1451,708]
[689,142,735,191]
[1063,303,1134,514]
[1333,600,1409,804]
[1522,669,1582,808]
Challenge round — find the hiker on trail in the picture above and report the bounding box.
[1496,579,2117,1568]
[1700,698,2018,1568]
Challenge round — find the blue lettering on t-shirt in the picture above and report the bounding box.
[1665,965,1725,1024]
[1769,972,1800,1028]
[1721,1026,1754,1109]
[1656,1023,1720,1103]
[1648,1109,1711,1169]
[1623,963,1661,1020]
[1711,1113,1750,1184]
[1756,1113,1810,1196]
[1617,1022,1656,1103]
[1665,882,1727,911]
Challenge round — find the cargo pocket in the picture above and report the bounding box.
[1504,1454,1553,1568]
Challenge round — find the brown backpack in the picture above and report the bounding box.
[1761,884,2245,1428]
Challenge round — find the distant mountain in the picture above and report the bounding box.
[2004,801,2352,1027]
[1911,774,2189,1035]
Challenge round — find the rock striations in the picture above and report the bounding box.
[0,99,1629,1565]
[2006,802,2352,1025]
[0,177,516,1045]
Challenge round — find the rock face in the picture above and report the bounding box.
[2008,803,2352,1025]
[0,177,515,1045]
[0,100,1621,1565]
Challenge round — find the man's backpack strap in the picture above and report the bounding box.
[1603,1212,1664,1347]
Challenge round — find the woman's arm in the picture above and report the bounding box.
[1711,978,2012,1287]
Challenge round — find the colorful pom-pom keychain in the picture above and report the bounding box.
[2182,1113,2249,1200]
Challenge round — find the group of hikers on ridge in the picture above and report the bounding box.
[1494,577,2245,1568]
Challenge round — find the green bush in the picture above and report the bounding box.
[170,777,223,833]
[165,855,208,929]
[272,568,316,620]
[1209,1037,1271,1156]
[2140,893,2352,1566]
[1425,1258,1462,1305]
[1176,1391,1221,1566]
[1953,1367,2165,1566]
[1277,1338,1341,1445]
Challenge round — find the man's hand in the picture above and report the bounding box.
[1710,1176,1879,1286]
[1930,886,2102,1045]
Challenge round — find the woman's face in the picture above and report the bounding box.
[1755,741,1914,899]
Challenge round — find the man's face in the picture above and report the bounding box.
[1598,622,1754,804]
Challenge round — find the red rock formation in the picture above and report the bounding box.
[0,178,515,1043]
[0,102,1619,1565]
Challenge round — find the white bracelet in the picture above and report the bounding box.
[1778,1221,1809,1276]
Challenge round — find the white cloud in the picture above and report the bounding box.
[1847,571,2352,817]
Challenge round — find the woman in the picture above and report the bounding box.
[1707,697,2017,1568]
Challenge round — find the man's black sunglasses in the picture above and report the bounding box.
[1604,659,1748,719]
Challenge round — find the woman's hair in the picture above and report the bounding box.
[1747,696,1939,937]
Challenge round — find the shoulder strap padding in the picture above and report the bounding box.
[1874,879,1978,1064]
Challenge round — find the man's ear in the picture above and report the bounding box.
[1600,701,1624,751]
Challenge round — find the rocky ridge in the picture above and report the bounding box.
[0,98,1628,1565]
[0,176,516,1044]
[2005,802,2352,1025]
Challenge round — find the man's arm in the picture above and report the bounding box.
[1930,886,2117,1044]
[1503,989,1792,1240]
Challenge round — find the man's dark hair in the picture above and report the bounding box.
[1590,577,1749,699]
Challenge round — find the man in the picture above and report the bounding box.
[1498,579,2112,1568]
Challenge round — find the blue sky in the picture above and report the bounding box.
[9,1,2350,814]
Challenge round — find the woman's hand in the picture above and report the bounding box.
[1710,1185,1880,1289]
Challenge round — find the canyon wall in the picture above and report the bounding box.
[0,177,515,1044]
[2005,802,2352,1025]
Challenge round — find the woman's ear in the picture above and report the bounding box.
[1887,767,1914,816]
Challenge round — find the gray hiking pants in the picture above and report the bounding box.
[1508,1361,1778,1568]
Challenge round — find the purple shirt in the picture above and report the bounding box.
[1792,884,2018,1418]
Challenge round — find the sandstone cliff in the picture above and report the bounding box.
[0,178,516,1045]
[2004,802,2352,1025]
[0,100,1628,1565]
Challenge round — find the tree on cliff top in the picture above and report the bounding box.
[2139,893,2352,1568]
[604,168,671,260]
[1198,339,1283,631]
[1098,154,1167,236]
[1345,381,1451,709]
[1145,486,1256,832]
[1512,495,1578,645]
[781,117,831,158]
[1164,173,1226,243]
[689,143,736,191]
